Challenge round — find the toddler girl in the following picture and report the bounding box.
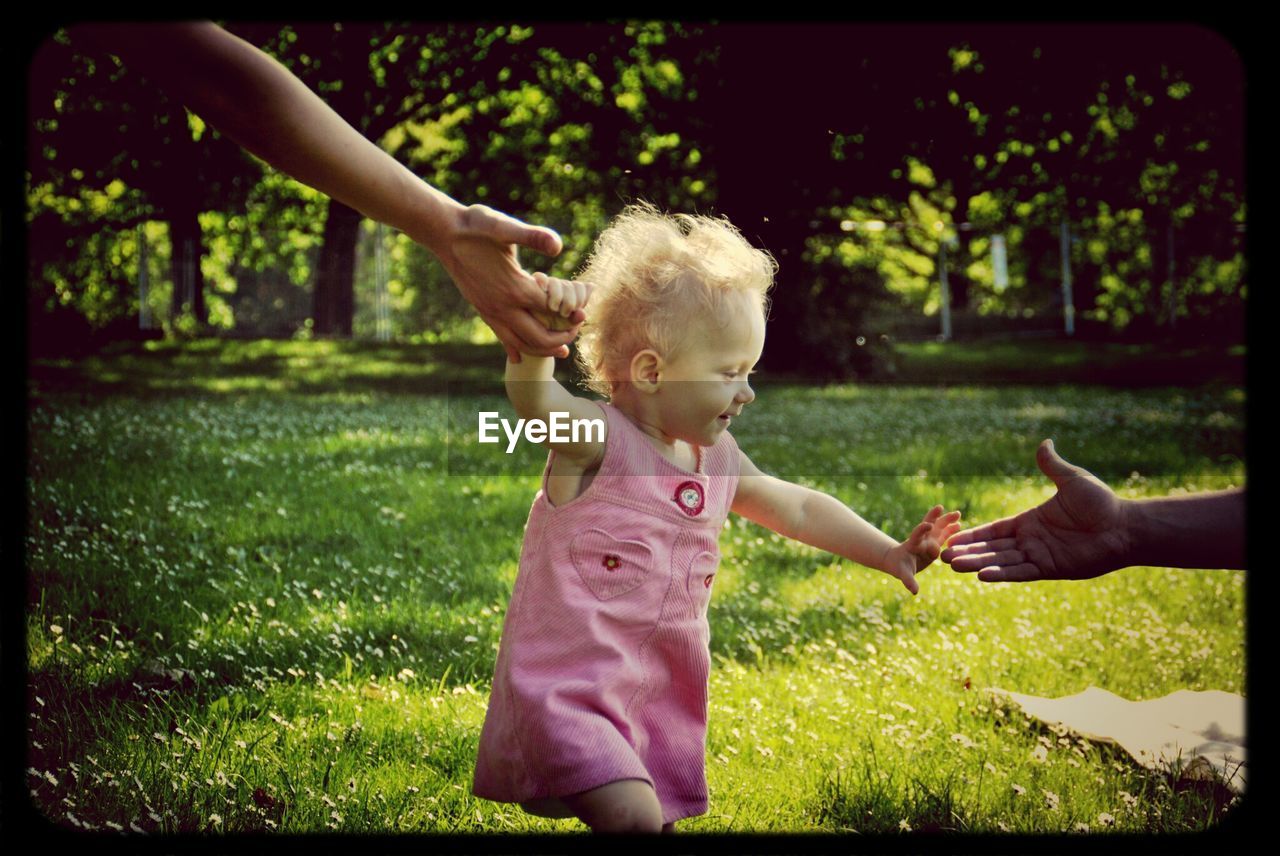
[472,203,960,833]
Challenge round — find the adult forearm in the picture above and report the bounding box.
[84,22,461,252]
[1123,487,1246,570]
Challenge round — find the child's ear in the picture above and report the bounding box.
[629,349,662,393]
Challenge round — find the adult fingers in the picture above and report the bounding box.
[944,538,1019,570]
[514,224,563,258]
[468,205,563,257]
[941,517,1017,549]
[977,564,1045,583]
[1036,439,1089,488]
[506,310,575,357]
[511,271,549,313]
[942,536,1017,558]
[491,320,523,363]
[954,548,1024,569]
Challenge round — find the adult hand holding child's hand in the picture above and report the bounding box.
[531,272,593,335]
[438,206,584,361]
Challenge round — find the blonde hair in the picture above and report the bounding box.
[574,202,776,396]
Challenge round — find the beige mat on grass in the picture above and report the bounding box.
[993,687,1245,793]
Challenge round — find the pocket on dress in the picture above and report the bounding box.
[686,550,720,605]
[570,528,654,601]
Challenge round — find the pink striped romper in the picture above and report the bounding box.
[473,402,740,824]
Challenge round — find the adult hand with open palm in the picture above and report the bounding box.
[943,440,1127,581]
[943,440,1245,581]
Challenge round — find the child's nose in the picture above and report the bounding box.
[736,381,755,405]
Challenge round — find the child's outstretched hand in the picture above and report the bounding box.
[531,271,592,335]
[882,505,963,595]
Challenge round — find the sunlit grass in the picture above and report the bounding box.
[26,341,1245,834]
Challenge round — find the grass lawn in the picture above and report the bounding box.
[888,338,1245,386]
[24,339,1246,834]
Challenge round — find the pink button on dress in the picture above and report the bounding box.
[472,402,740,825]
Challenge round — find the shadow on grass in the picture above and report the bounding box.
[884,340,1245,387]
[28,339,517,400]
[29,338,1246,403]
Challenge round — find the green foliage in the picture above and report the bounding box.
[345,21,714,338]
[803,30,1243,344]
[26,25,1244,354]
[26,172,148,329]
[203,172,329,336]
[813,181,1243,336]
[27,22,716,343]
[351,224,472,341]
[28,25,265,335]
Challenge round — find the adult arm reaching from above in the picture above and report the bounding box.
[941,439,1245,581]
[74,21,580,361]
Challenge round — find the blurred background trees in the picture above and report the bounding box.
[26,22,1244,373]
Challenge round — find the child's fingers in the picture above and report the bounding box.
[547,277,586,318]
[922,504,944,525]
[912,521,933,540]
[568,280,587,316]
[933,514,962,535]
[546,277,566,314]
[529,274,576,332]
[926,509,961,540]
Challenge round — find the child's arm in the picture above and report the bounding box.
[731,451,961,595]
[504,274,606,467]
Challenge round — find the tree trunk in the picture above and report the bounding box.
[167,203,207,326]
[312,200,362,337]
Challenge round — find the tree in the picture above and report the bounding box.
[225,22,594,337]
[883,25,1244,333]
[28,27,260,337]
[692,23,1243,368]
